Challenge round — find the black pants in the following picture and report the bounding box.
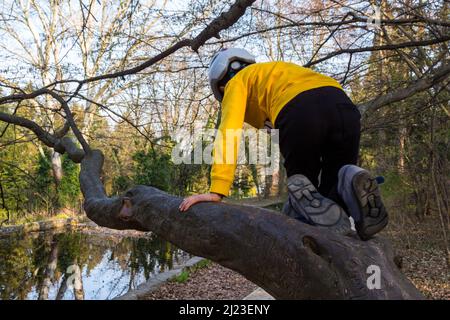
[274,86,361,209]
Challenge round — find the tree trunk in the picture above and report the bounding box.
[56,274,68,300]
[73,264,85,300]
[38,236,59,300]
[79,150,424,300]
[51,150,63,186]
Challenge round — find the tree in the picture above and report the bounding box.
[1,0,449,299]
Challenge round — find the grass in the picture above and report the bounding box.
[172,259,212,283]
[174,270,190,283]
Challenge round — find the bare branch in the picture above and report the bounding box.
[305,36,450,67]
[0,110,84,163]
[0,111,59,148]
[359,62,450,114]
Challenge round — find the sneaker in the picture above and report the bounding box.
[284,174,351,235]
[337,165,389,240]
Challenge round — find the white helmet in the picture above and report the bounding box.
[208,48,256,102]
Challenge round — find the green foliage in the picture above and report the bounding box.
[132,148,174,192]
[35,150,53,197]
[231,165,255,198]
[58,153,81,208]
[173,270,190,283]
[128,145,211,196]
[0,141,82,223]
[195,259,212,269]
[33,150,81,213]
[0,118,36,221]
[172,259,211,283]
[379,171,413,204]
[0,164,29,220]
[111,175,134,195]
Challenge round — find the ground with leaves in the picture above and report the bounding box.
[385,217,449,300]
[142,262,257,300]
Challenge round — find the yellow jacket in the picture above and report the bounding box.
[210,61,343,196]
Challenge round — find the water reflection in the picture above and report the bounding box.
[0,228,191,300]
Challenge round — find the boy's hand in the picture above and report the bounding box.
[179,193,223,212]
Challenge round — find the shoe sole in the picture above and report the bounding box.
[287,175,351,234]
[352,170,389,240]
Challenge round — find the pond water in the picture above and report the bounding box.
[0,228,191,300]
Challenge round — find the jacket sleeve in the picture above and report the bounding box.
[209,80,247,196]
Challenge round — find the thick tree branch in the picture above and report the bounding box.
[76,149,424,299]
[0,111,59,148]
[359,62,450,114]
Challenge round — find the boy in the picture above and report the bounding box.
[179,48,388,240]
